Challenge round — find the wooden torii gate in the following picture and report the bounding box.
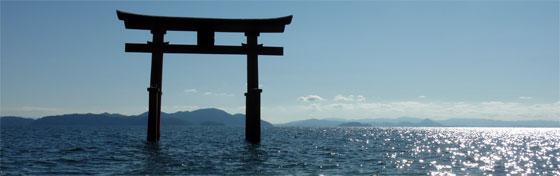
[117,10,292,144]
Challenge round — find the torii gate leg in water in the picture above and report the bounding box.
[245,32,261,144]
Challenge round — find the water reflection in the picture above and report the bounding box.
[2,126,558,175]
[356,128,560,175]
[126,142,182,175]
[239,143,267,174]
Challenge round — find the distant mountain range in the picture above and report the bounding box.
[280,117,560,127]
[0,108,273,128]
[2,109,559,128]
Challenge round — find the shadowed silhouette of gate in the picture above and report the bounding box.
[117,10,292,144]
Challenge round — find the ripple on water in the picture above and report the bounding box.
[1,126,559,175]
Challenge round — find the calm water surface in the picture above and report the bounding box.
[1,126,559,175]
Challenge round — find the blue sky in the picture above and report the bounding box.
[1,1,558,123]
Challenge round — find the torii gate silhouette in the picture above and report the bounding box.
[117,10,292,144]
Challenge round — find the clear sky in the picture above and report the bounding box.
[1,1,558,123]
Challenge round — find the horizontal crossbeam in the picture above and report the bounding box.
[125,43,283,56]
[117,10,292,33]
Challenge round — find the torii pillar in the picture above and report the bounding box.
[117,10,292,144]
[245,31,261,143]
[146,28,165,142]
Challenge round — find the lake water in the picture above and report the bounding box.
[1,126,559,175]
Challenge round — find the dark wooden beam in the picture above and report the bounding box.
[125,43,284,56]
[117,10,292,33]
[197,30,214,47]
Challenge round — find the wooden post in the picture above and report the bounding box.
[245,32,261,144]
[147,28,165,143]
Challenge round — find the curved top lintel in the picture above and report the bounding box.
[117,10,292,33]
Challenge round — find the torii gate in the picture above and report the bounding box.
[117,10,292,144]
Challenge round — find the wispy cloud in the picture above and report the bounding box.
[184,89,198,94]
[1,106,63,118]
[183,88,234,97]
[334,95,366,102]
[298,95,324,102]
[290,100,560,120]
[280,94,560,122]
[19,106,61,112]
[519,96,533,100]
[204,92,234,97]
